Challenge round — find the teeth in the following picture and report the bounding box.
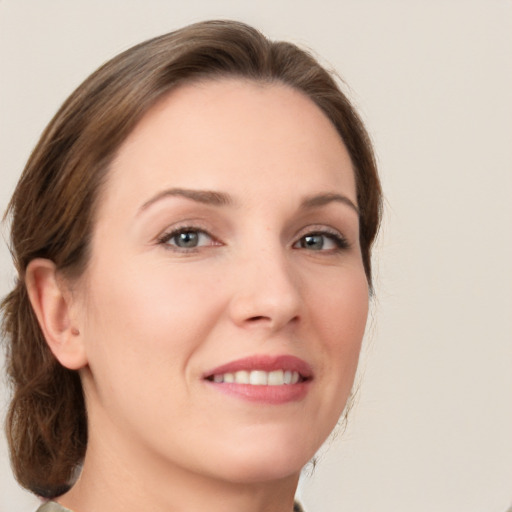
[234,370,249,384]
[249,370,267,385]
[211,369,301,385]
[268,369,284,385]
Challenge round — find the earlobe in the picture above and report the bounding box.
[25,258,87,370]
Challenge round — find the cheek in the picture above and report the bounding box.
[311,268,369,383]
[314,265,369,339]
[78,263,230,441]
[81,260,226,386]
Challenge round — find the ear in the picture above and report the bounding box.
[25,258,87,370]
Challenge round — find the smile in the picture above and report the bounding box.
[203,355,312,404]
[208,369,302,386]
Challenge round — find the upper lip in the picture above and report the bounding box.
[203,354,313,380]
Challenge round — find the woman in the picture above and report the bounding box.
[1,20,381,512]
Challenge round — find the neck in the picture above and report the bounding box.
[58,426,300,512]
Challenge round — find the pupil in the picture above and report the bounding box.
[177,231,198,247]
[303,235,323,250]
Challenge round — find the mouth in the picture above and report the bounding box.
[206,369,304,386]
[203,355,312,404]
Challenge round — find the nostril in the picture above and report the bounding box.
[246,314,300,326]
[248,315,267,322]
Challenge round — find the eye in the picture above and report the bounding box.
[159,228,216,250]
[293,231,348,251]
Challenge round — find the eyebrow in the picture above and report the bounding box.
[138,188,358,215]
[139,188,233,213]
[301,193,359,214]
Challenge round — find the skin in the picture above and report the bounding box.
[27,79,369,512]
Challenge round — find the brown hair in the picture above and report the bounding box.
[1,19,382,498]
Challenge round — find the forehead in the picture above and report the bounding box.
[102,78,356,213]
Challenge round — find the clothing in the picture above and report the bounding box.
[36,503,73,512]
[37,500,305,512]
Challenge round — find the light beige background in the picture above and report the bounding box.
[1,1,511,511]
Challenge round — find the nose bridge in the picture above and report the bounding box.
[229,237,302,330]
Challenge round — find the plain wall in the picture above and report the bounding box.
[1,1,511,511]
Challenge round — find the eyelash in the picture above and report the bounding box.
[157,225,218,252]
[157,226,350,253]
[293,229,350,252]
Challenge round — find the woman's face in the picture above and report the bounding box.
[74,79,369,485]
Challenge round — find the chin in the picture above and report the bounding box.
[216,457,304,485]
[206,428,320,484]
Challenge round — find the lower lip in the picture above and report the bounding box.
[205,381,310,404]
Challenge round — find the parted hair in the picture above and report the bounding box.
[1,20,382,498]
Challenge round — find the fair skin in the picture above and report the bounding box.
[27,79,369,512]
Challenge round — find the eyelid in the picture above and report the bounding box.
[155,222,350,253]
[292,225,350,250]
[156,223,220,251]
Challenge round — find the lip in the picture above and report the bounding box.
[203,354,313,405]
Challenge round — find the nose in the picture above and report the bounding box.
[228,248,302,332]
